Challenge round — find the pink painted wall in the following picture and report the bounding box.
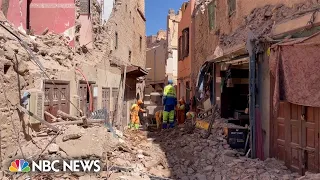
[78,15,93,49]
[29,0,76,46]
[0,0,28,30]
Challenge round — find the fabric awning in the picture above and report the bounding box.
[122,65,148,77]
[270,32,320,116]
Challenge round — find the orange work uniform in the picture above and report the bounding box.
[176,98,186,124]
[130,100,145,130]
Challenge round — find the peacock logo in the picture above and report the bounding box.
[9,159,31,172]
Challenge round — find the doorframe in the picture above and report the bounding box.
[78,80,96,116]
[270,72,275,157]
[43,80,71,118]
[44,79,70,85]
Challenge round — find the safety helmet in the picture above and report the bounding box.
[137,99,143,105]
[168,80,173,84]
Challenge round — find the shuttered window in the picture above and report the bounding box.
[208,1,215,30]
[80,0,90,15]
[182,33,185,59]
[179,28,190,60]
[178,36,182,61]
[184,28,189,58]
[228,0,236,16]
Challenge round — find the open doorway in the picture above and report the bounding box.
[78,81,96,117]
[220,62,249,127]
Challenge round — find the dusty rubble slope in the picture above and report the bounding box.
[195,0,320,49]
[0,0,116,166]
[6,119,320,180]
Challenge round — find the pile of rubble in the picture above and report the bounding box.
[110,121,298,180]
[194,0,320,49]
[3,119,320,179]
[219,2,320,49]
[0,0,116,163]
[108,119,320,180]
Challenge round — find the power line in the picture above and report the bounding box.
[0,21,83,114]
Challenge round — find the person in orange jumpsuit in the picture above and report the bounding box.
[176,98,186,125]
[130,100,146,130]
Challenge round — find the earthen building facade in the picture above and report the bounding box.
[177,2,192,102]
[165,9,181,85]
[191,0,320,174]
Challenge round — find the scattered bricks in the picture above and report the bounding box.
[62,133,82,142]
[48,143,59,154]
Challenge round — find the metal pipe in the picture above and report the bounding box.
[249,55,256,158]
[75,68,93,113]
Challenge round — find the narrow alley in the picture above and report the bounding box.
[1,0,320,180]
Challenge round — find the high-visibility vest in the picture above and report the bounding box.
[163,84,176,97]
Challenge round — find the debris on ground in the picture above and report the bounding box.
[0,0,117,165]
[194,0,320,49]
[4,119,320,179]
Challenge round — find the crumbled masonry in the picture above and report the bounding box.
[1,119,320,179]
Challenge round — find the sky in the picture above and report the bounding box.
[146,0,186,36]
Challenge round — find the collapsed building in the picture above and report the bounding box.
[191,0,320,175]
[0,0,147,168]
[145,30,167,93]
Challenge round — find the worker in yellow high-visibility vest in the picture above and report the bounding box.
[162,80,177,129]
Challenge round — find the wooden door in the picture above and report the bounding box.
[303,106,319,173]
[273,102,286,162]
[102,87,110,110]
[285,103,302,173]
[44,82,70,122]
[91,84,98,111]
[112,88,119,109]
[273,102,320,175]
[79,84,88,116]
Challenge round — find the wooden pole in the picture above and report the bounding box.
[51,119,105,126]
[121,65,127,130]
[17,105,59,132]
[57,110,79,121]
[116,65,127,130]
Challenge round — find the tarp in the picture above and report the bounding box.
[270,34,320,116]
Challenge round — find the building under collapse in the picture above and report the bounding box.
[190,0,320,175]
[0,0,147,161]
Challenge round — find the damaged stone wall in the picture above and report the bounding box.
[105,0,146,68]
[191,0,320,91]
[0,17,82,165]
[166,10,181,85]
[0,0,125,165]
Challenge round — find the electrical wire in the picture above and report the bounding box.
[0,22,83,114]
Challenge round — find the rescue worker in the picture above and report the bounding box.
[162,80,177,129]
[155,110,163,130]
[176,98,186,125]
[130,99,146,130]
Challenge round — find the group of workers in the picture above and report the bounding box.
[129,80,196,131]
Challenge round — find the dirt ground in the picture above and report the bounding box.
[2,119,320,180]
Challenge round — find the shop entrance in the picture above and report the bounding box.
[220,62,249,127]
